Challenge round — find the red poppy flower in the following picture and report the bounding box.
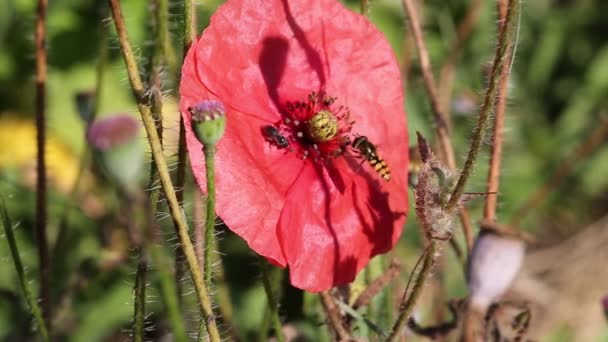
[180,0,409,291]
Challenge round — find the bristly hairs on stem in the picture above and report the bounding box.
[401,0,475,253]
[446,0,521,212]
[484,0,514,222]
[1,197,49,341]
[35,0,51,329]
[107,1,221,341]
[386,241,438,342]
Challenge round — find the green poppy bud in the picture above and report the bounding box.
[189,100,226,146]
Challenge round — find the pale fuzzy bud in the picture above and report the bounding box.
[87,114,144,191]
[467,231,525,311]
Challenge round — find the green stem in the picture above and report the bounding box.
[150,244,188,342]
[107,1,220,340]
[445,0,520,211]
[261,261,285,342]
[203,145,216,285]
[133,256,146,342]
[155,0,177,77]
[386,241,437,342]
[1,197,49,341]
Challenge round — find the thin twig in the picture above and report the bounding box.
[387,241,437,342]
[402,0,454,169]
[401,0,475,252]
[446,0,520,211]
[511,115,608,227]
[353,258,401,309]
[1,197,49,341]
[35,0,51,327]
[320,292,351,341]
[174,0,195,208]
[484,0,511,221]
[107,1,220,340]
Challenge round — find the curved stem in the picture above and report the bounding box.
[386,241,437,342]
[446,0,520,211]
[1,198,49,342]
[203,145,216,285]
[107,1,220,340]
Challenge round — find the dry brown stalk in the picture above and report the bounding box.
[401,0,475,252]
[484,0,511,221]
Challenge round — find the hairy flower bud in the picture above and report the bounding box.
[189,100,226,146]
[87,114,143,191]
[467,230,525,311]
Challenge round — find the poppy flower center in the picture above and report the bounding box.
[267,92,354,161]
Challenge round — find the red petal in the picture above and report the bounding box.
[181,0,409,289]
[277,157,408,292]
[181,40,307,266]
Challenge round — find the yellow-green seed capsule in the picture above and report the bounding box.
[307,110,338,142]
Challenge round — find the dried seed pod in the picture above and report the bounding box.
[467,230,525,311]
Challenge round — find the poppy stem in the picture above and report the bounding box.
[445,0,520,212]
[320,292,352,340]
[35,0,51,329]
[484,0,511,222]
[107,1,221,340]
[260,260,285,342]
[386,241,437,342]
[401,0,475,253]
[1,198,50,342]
[203,144,217,285]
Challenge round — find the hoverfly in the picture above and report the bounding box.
[262,125,289,149]
[351,136,391,181]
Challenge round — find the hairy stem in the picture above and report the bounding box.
[35,0,51,328]
[484,0,511,221]
[261,261,285,342]
[203,145,216,285]
[133,255,146,342]
[446,0,520,211]
[401,0,474,252]
[107,1,220,340]
[1,198,49,341]
[401,0,454,168]
[387,241,437,342]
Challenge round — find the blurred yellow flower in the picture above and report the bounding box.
[0,114,81,194]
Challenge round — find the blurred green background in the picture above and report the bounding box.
[1,0,607,341]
